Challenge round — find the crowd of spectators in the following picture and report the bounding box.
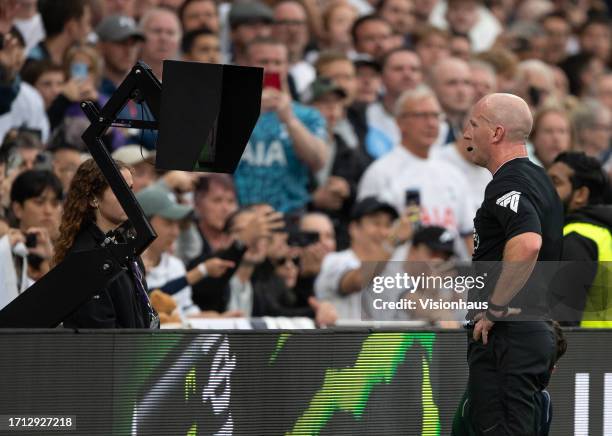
[0,0,611,328]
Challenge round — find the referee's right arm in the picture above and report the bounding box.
[488,232,541,309]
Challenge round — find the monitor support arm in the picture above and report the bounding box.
[0,62,162,327]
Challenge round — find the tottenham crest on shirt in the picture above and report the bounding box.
[496,191,521,213]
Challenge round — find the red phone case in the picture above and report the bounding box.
[263,72,281,90]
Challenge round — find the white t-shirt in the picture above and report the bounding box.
[14,14,45,54]
[358,146,474,258]
[431,143,491,216]
[290,61,316,98]
[0,82,49,144]
[429,1,502,53]
[228,274,254,315]
[314,249,363,320]
[366,101,400,151]
[146,252,200,317]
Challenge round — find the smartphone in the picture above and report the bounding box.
[71,62,89,80]
[25,233,37,248]
[288,231,320,247]
[405,189,420,207]
[405,189,421,227]
[263,71,281,90]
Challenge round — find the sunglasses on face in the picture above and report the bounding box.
[271,256,300,267]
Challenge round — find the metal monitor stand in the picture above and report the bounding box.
[0,62,162,328]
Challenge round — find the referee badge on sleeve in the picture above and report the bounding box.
[495,191,521,213]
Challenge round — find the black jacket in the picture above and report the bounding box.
[187,237,247,312]
[310,132,370,250]
[251,260,314,318]
[62,223,154,329]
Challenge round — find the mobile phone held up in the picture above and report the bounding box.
[288,231,320,248]
[405,189,421,227]
[263,71,281,90]
[25,232,37,248]
[70,62,89,80]
[405,189,420,207]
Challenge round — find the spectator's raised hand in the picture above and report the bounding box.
[78,78,98,101]
[299,242,328,276]
[308,296,337,327]
[61,79,84,102]
[352,227,391,262]
[236,209,284,247]
[326,176,350,199]
[312,184,344,210]
[6,227,24,247]
[24,227,53,261]
[203,257,235,277]
[242,237,268,265]
[261,88,293,124]
[389,209,416,246]
[62,78,98,102]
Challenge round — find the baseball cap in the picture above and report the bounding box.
[353,54,382,73]
[96,15,145,43]
[350,196,399,222]
[111,145,153,166]
[229,1,274,28]
[412,226,455,255]
[136,185,193,220]
[307,77,347,103]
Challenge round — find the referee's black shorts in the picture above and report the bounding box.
[466,321,556,435]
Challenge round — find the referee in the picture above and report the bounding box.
[460,94,563,435]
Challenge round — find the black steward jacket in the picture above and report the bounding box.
[62,223,153,329]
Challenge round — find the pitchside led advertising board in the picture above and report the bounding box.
[0,329,611,435]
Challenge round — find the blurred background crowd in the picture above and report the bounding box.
[0,0,610,328]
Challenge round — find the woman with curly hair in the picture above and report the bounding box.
[54,158,158,328]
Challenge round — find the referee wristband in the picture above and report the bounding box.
[487,302,508,314]
[486,308,506,322]
[197,263,208,278]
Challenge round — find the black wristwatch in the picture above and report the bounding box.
[486,301,508,321]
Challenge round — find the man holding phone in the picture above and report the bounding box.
[233,37,328,213]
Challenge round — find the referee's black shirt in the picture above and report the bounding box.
[469,157,563,318]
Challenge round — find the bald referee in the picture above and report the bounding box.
[459,94,563,435]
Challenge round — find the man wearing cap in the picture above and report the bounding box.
[228,1,273,64]
[314,196,398,320]
[354,56,383,106]
[96,15,145,95]
[137,185,237,322]
[309,77,369,249]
